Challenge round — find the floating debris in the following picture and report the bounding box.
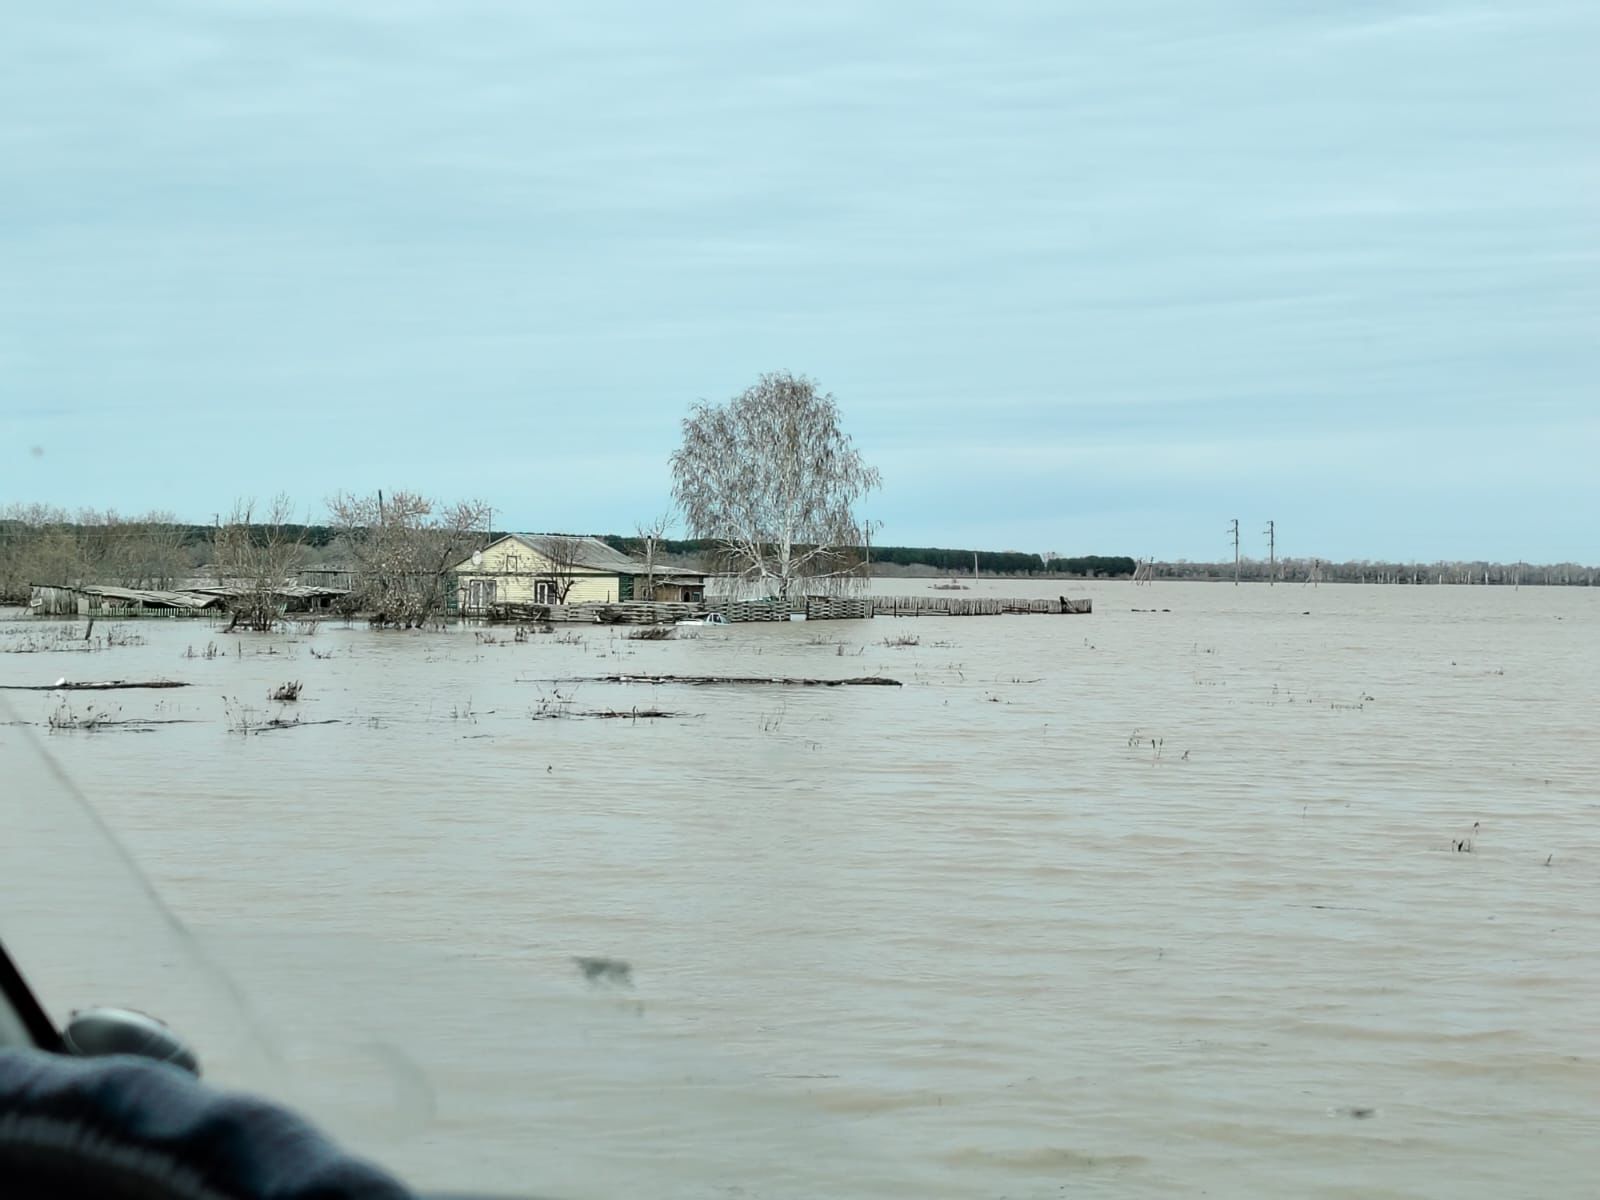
[572,956,632,986]
[0,679,190,691]
[541,674,902,688]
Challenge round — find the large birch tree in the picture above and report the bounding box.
[670,372,880,599]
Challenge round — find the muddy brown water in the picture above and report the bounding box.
[2,581,1597,1198]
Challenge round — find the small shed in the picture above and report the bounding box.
[186,583,350,613]
[29,584,225,618]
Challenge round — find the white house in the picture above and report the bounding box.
[451,534,706,615]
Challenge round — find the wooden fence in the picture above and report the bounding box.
[706,597,875,622]
[872,596,1091,616]
[489,594,1087,624]
[492,597,875,624]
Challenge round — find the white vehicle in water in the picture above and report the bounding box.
[673,612,729,627]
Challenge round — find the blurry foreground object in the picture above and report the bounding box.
[0,1048,412,1199]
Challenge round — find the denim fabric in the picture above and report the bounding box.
[0,1048,413,1199]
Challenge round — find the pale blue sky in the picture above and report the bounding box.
[3,2,1596,562]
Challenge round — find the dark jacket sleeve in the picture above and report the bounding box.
[0,1048,413,1200]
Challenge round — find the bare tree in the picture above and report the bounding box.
[92,510,193,590]
[634,514,673,602]
[329,490,489,627]
[539,535,588,603]
[21,507,198,592]
[214,496,306,631]
[670,372,880,600]
[0,504,89,600]
[131,512,196,590]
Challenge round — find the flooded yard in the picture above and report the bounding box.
[3,580,1597,1198]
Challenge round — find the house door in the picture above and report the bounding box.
[468,579,495,613]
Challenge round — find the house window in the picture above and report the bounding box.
[467,579,497,612]
[506,554,520,573]
[535,581,555,604]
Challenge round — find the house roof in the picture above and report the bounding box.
[456,534,705,579]
[32,584,224,610]
[510,534,640,573]
[187,584,350,600]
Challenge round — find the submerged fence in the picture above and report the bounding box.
[873,595,1091,616]
[489,594,1088,624]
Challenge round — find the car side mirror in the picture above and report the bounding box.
[62,1007,201,1076]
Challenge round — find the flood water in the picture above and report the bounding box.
[3,580,1598,1199]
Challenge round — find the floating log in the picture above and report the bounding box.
[542,674,902,688]
[38,718,203,731]
[0,679,191,691]
[529,707,691,721]
[249,718,341,734]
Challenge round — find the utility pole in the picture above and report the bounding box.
[1264,520,1275,586]
[1229,519,1240,585]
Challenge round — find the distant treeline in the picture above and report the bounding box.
[0,506,1131,602]
[1151,558,1599,586]
[6,505,1593,604]
[0,507,346,603]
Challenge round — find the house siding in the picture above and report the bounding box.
[563,576,620,604]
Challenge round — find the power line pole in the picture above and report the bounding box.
[1229,518,1240,585]
[1264,520,1275,586]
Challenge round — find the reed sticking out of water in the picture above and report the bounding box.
[0,623,133,654]
[627,626,673,640]
[48,702,109,731]
[882,633,921,647]
[269,680,303,702]
[223,697,259,733]
[43,702,196,732]
[527,688,572,720]
[1126,728,1164,762]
